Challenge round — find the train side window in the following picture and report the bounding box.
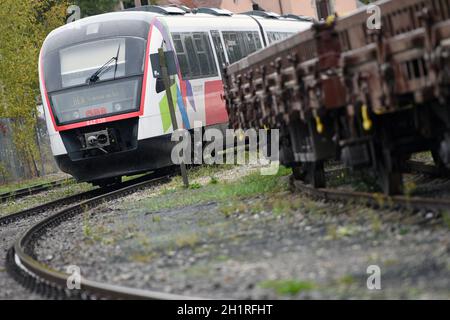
[222,31,262,64]
[222,32,242,64]
[171,32,218,80]
[185,36,201,78]
[211,30,227,74]
[267,32,295,44]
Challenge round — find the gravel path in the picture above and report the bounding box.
[32,165,450,300]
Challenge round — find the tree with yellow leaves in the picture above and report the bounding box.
[0,0,68,178]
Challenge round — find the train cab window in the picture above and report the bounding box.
[58,37,145,89]
[211,30,227,74]
[222,31,262,64]
[42,36,146,125]
[267,32,295,44]
[171,32,218,80]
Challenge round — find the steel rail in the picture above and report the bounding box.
[322,161,447,183]
[403,160,450,177]
[6,170,205,300]
[293,177,450,212]
[0,178,75,203]
[0,171,171,226]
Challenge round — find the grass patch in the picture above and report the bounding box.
[260,279,316,296]
[209,176,219,185]
[442,211,450,230]
[174,233,199,248]
[271,197,295,216]
[188,182,202,190]
[133,166,291,213]
[370,213,382,234]
[122,173,147,182]
[0,175,71,195]
[186,164,234,181]
[336,275,356,286]
[215,254,229,262]
[219,201,248,217]
[326,224,359,240]
[217,192,328,217]
[404,180,417,197]
[0,182,92,216]
[82,212,92,238]
[129,252,156,263]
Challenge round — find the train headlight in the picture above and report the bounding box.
[114,103,122,112]
[73,111,80,119]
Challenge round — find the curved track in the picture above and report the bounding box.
[4,160,447,300]
[0,172,170,227]
[4,168,205,300]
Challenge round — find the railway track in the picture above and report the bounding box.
[402,161,450,177]
[0,178,75,204]
[0,171,171,227]
[3,168,204,300]
[3,159,446,300]
[294,161,450,213]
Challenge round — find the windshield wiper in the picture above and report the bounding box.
[86,44,121,84]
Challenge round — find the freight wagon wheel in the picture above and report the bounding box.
[432,149,445,169]
[292,165,307,181]
[305,161,326,188]
[377,165,403,195]
[431,147,450,176]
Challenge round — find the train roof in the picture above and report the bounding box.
[157,10,311,33]
[43,8,312,48]
[45,11,158,39]
[42,11,158,53]
[159,13,266,30]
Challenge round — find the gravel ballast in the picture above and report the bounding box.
[32,165,450,299]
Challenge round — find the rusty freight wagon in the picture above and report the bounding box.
[224,0,450,194]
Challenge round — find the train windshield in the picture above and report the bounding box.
[43,36,146,125]
[60,38,127,87]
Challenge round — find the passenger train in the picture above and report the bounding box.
[39,5,311,186]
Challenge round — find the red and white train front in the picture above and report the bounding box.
[39,13,167,185]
